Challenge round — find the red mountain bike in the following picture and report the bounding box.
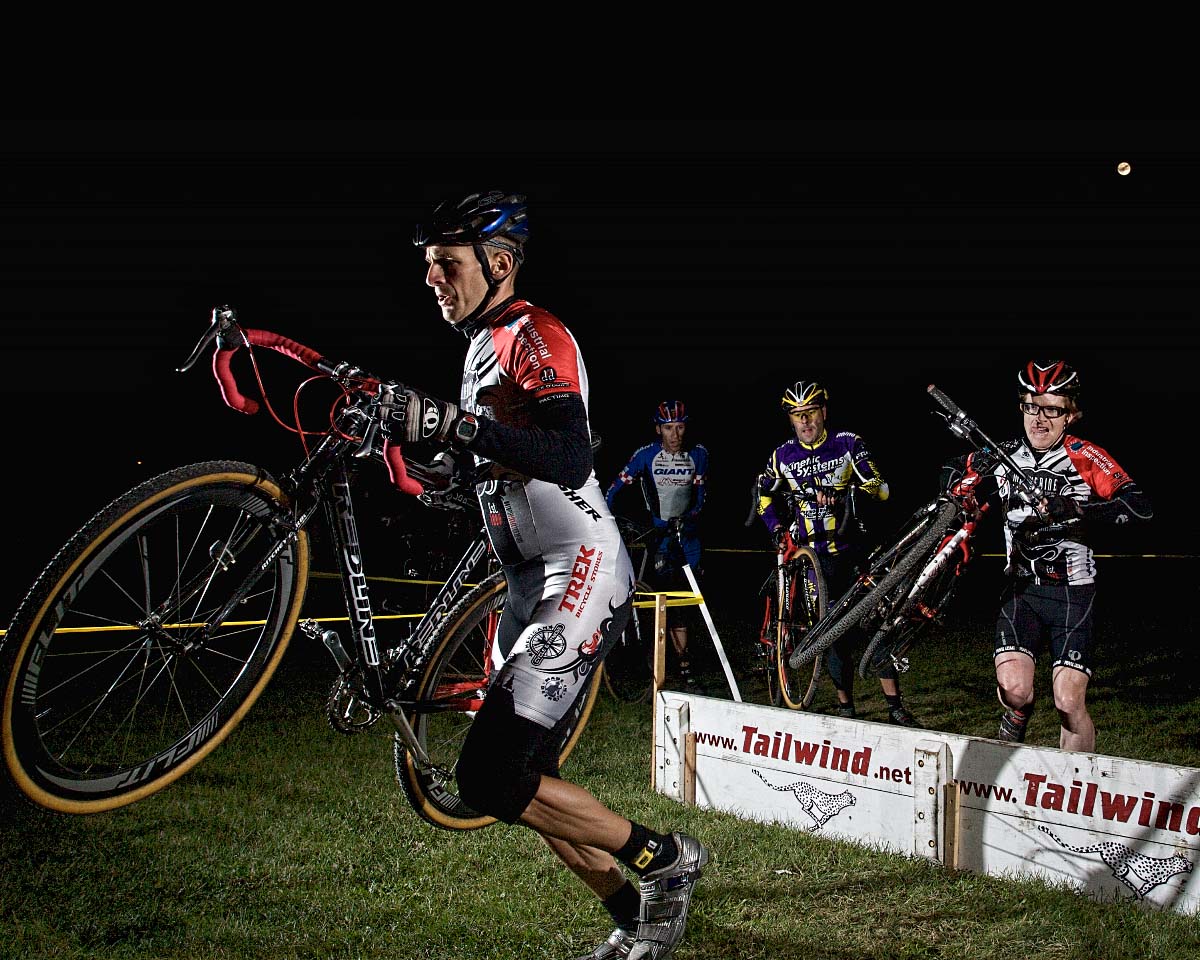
[787,385,1074,681]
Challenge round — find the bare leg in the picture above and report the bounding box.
[996,652,1036,710]
[1052,665,1094,752]
[541,834,628,899]
[519,775,633,852]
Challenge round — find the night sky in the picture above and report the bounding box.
[3,151,1196,619]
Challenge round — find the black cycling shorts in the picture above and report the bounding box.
[994,579,1097,677]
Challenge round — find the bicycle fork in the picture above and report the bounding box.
[891,522,973,629]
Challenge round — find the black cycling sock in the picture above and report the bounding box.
[602,881,641,933]
[615,823,678,877]
[885,693,903,710]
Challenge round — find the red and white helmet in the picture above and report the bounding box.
[1017,360,1081,402]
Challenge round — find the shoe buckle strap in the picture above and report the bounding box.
[641,897,687,922]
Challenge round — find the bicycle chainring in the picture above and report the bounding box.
[326,673,382,734]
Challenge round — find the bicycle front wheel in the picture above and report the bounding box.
[788,501,959,671]
[393,571,603,831]
[603,579,654,704]
[858,539,962,679]
[777,547,827,710]
[756,579,781,707]
[0,461,309,814]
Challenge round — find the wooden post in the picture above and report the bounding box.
[653,592,667,693]
[683,731,697,805]
[943,781,961,872]
[651,592,668,790]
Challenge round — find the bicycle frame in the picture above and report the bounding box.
[312,461,491,673]
[182,306,497,774]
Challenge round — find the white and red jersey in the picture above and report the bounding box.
[461,299,634,729]
[994,434,1136,585]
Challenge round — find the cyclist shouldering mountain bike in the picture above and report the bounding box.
[606,400,709,687]
[407,191,708,960]
[755,380,921,727]
[945,360,1152,751]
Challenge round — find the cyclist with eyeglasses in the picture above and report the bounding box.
[411,191,708,960]
[755,380,921,727]
[947,360,1152,750]
[606,401,709,687]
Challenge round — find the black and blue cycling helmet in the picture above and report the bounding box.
[415,191,529,333]
[654,400,688,424]
[781,380,829,412]
[1018,360,1081,403]
[414,190,529,263]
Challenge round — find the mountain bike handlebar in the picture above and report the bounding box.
[926,383,1046,512]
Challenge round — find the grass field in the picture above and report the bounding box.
[2,552,1198,959]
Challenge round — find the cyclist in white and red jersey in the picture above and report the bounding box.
[406,191,708,960]
[950,360,1152,751]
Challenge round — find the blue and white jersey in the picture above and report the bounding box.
[605,441,709,569]
[606,441,708,522]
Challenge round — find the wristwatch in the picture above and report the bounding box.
[452,413,480,447]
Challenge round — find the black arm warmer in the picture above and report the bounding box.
[468,393,593,489]
[1082,484,1153,525]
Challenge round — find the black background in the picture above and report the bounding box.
[2,150,1195,621]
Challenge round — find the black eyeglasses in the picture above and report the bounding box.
[1019,401,1068,419]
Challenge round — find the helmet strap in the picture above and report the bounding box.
[453,244,507,336]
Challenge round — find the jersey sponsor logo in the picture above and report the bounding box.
[558,544,597,613]
[540,676,568,702]
[558,485,603,521]
[515,321,553,371]
[539,366,557,383]
[527,622,568,666]
[653,467,694,476]
[1070,440,1125,480]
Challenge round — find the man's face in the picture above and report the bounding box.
[657,421,686,452]
[789,404,825,444]
[1020,393,1078,451]
[423,243,490,327]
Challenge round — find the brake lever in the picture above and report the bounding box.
[353,382,398,460]
[177,305,239,373]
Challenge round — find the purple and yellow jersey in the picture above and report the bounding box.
[756,429,889,555]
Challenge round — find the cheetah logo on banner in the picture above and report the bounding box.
[1038,826,1194,900]
[753,769,857,832]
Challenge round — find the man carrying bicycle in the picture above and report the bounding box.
[755,380,921,727]
[948,360,1152,751]
[606,401,709,687]
[408,191,708,960]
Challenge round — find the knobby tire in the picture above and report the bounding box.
[393,571,602,831]
[789,501,959,669]
[777,546,827,710]
[858,533,964,679]
[0,461,308,814]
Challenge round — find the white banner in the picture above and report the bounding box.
[654,692,1200,913]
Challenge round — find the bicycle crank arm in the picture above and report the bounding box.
[384,701,443,775]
